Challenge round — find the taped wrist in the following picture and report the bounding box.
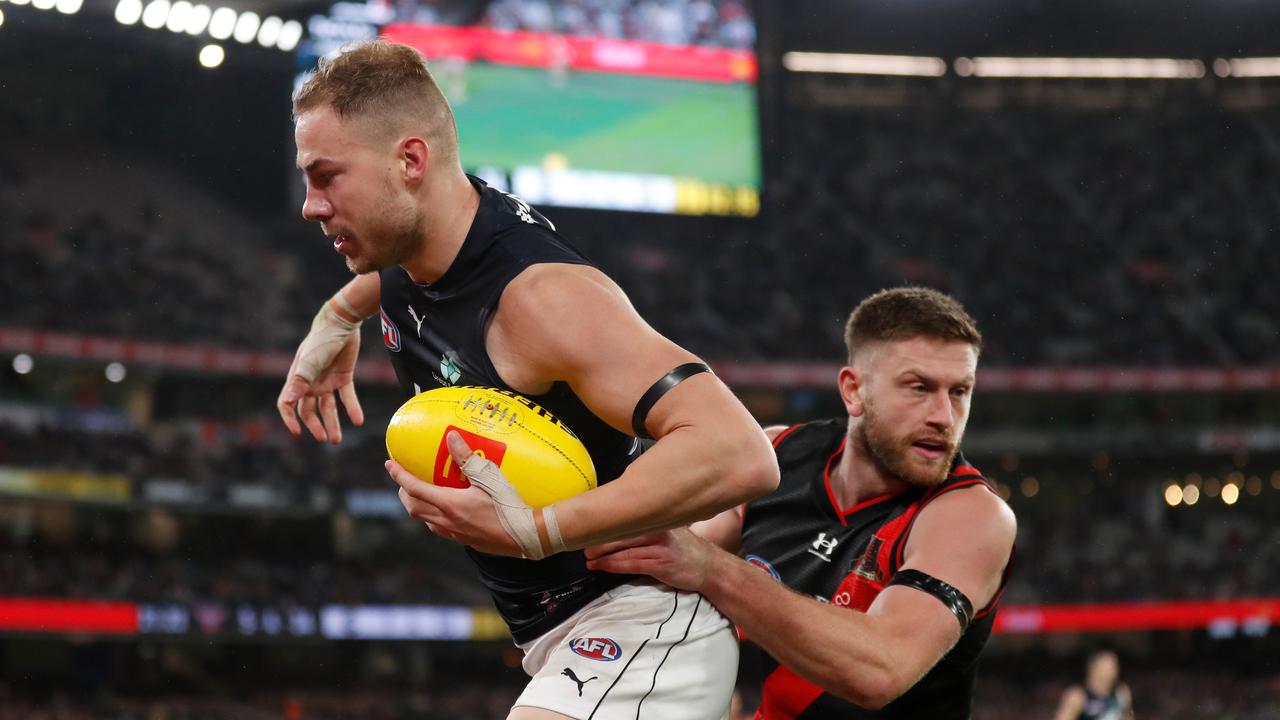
[460,453,566,560]
[293,300,360,383]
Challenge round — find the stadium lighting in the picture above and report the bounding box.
[1222,483,1240,506]
[954,56,1205,79]
[55,0,82,14]
[276,19,302,51]
[199,43,224,67]
[1182,484,1201,506]
[1215,57,1280,78]
[232,10,259,44]
[207,6,234,39]
[12,354,32,375]
[165,0,191,32]
[782,51,947,77]
[256,14,281,47]
[1163,483,1182,507]
[115,0,142,24]
[1246,476,1262,496]
[105,362,127,383]
[1204,476,1221,498]
[1020,476,1039,498]
[141,0,169,29]
[32,0,55,10]
[184,3,209,34]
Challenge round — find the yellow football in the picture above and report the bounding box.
[385,386,597,508]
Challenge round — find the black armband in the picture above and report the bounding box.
[631,362,712,439]
[887,569,974,631]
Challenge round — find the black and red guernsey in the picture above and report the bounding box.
[740,419,1013,720]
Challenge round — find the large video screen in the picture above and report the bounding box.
[302,0,760,217]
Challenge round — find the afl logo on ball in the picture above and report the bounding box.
[569,637,622,662]
[380,308,401,352]
[745,555,781,581]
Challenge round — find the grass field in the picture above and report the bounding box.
[444,63,761,187]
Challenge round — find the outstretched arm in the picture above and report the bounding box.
[277,272,380,443]
[587,485,1015,709]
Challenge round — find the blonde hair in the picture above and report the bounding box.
[293,40,458,160]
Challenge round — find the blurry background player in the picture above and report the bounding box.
[1053,650,1134,720]
[279,40,777,719]
[588,287,1017,718]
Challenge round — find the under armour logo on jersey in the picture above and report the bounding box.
[561,668,597,697]
[808,532,839,562]
[406,305,426,338]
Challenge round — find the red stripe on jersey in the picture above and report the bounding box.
[892,478,997,569]
[819,438,903,523]
[771,424,804,448]
[757,665,826,720]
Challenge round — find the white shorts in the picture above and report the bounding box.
[513,579,738,720]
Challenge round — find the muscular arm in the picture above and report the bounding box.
[493,264,779,548]
[688,425,789,553]
[331,272,381,321]
[591,484,1015,709]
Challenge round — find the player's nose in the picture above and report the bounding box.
[301,190,332,222]
[924,390,955,430]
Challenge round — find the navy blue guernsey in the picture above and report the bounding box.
[1077,688,1126,720]
[378,176,642,644]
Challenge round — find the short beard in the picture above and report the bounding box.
[346,203,423,275]
[854,398,957,489]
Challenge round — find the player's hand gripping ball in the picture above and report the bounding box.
[385,386,596,508]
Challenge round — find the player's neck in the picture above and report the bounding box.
[831,429,914,508]
[1085,678,1113,696]
[399,170,480,284]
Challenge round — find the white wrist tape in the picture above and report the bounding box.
[460,453,566,560]
[293,300,360,383]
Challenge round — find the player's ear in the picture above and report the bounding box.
[400,137,429,183]
[838,366,865,418]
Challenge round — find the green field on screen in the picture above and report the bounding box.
[443,63,760,187]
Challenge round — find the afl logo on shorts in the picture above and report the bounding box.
[745,555,781,581]
[569,637,622,662]
[380,308,401,352]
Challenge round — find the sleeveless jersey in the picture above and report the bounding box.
[1078,688,1125,720]
[740,419,1012,719]
[379,176,642,644]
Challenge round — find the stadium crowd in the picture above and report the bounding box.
[4,410,1279,608]
[2,669,1278,719]
[7,103,1280,366]
[387,0,755,49]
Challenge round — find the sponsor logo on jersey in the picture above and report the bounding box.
[568,637,622,662]
[745,554,781,581]
[808,532,839,562]
[561,668,598,696]
[854,536,885,582]
[380,308,401,352]
[439,353,462,385]
[407,305,427,338]
[433,425,507,488]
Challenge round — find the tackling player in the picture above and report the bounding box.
[587,288,1016,718]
